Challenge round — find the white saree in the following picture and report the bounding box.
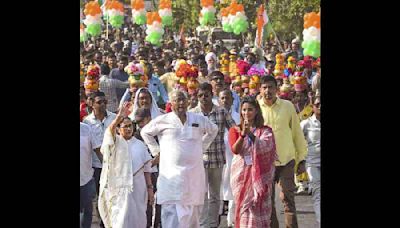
[98,129,152,228]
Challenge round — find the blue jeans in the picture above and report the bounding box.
[80,178,96,228]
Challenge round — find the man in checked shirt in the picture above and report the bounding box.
[189,82,236,228]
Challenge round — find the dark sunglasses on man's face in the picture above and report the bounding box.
[212,77,224,81]
[198,93,211,98]
[313,103,320,108]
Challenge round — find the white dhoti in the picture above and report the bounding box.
[161,204,203,228]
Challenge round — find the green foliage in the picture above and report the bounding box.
[268,0,320,41]
[172,0,201,31]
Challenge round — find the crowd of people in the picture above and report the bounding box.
[80,8,321,228]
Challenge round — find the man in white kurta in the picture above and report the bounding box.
[141,90,218,228]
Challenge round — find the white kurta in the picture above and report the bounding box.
[99,129,152,228]
[141,112,218,205]
[221,110,240,200]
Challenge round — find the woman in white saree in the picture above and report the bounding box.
[98,103,154,228]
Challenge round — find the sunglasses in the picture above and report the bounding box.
[197,93,211,98]
[313,103,321,107]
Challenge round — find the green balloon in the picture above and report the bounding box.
[86,24,101,37]
[80,33,88,42]
[203,12,215,24]
[162,16,173,27]
[110,15,124,28]
[301,40,308,49]
[200,17,206,26]
[223,23,232,33]
[135,15,146,25]
[146,31,162,45]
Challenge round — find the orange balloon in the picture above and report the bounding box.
[221,8,229,17]
[147,12,162,25]
[237,4,244,12]
[304,20,312,29]
[312,20,320,28]
[84,1,101,16]
[132,0,144,9]
[304,13,310,21]
[201,0,213,7]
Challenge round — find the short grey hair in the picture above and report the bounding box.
[169,90,189,101]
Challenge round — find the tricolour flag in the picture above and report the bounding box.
[255,4,273,48]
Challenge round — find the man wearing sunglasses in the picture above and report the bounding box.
[83,91,116,228]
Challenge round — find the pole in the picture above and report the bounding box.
[106,14,109,40]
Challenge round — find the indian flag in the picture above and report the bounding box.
[255,4,273,48]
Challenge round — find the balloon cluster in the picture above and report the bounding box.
[83,1,103,37]
[302,12,320,58]
[279,78,293,99]
[199,0,216,26]
[273,54,285,77]
[232,76,243,96]
[80,24,88,43]
[219,53,230,76]
[105,0,124,28]
[286,56,296,75]
[236,59,250,76]
[131,0,146,25]
[228,54,238,79]
[293,71,307,92]
[125,62,148,88]
[84,64,100,93]
[159,0,172,27]
[247,66,266,77]
[221,0,248,35]
[145,12,164,46]
[175,60,199,93]
[249,75,260,95]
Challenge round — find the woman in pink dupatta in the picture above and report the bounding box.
[228,96,278,228]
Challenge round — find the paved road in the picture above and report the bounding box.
[89,186,318,228]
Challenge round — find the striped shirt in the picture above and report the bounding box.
[189,104,236,168]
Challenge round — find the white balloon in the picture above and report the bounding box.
[235,12,247,20]
[159,9,172,17]
[206,6,216,13]
[308,26,318,37]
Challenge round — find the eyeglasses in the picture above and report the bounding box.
[313,103,321,107]
[197,93,211,98]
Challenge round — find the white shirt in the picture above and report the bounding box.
[83,111,117,168]
[80,123,101,186]
[300,115,321,167]
[141,112,218,205]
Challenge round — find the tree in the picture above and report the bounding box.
[172,0,201,31]
[267,0,320,41]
